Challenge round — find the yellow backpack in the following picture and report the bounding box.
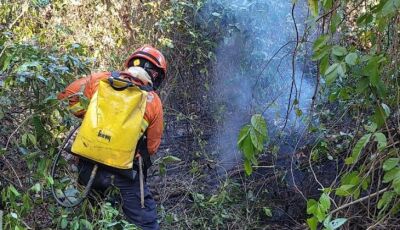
[71,73,150,169]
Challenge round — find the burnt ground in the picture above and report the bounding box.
[148,112,340,229]
[142,68,340,229]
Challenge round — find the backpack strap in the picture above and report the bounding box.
[109,71,153,92]
[108,71,133,91]
[138,85,153,92]
[134,131,151,180]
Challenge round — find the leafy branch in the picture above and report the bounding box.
[237,114,269,175]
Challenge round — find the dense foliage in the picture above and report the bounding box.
[303,0,400,229]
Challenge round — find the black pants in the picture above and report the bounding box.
[78,160,159,230]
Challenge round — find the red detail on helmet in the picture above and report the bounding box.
[125,45,167,79]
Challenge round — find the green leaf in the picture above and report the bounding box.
[237,125,251,145]
[73,221,79,230]
[383,158,399,171]
[159,163,166,176]
[319,193,331,212]
[357,13,373,26]
[344,157,354,165]
[9,185,20,197]
[313,35,329,52]
[307,216,319,230]
[325,63,339,75]
[312,46,331,61]
[80,219,92,229]
[251,114,267,136]
[17,61,41,73]
[364,122,377,132]
[363,57,380,86]
[381,0,400,16]
[328,91,338,102]
[329,218,348,229]
[250,154,258,166]
[332,46,348,56]
[244,159,252,176]
[47,176,54,185]
[342,171,360,184]
[31,183,41,193]
[376,81,387,97]
[295,108,303,117]
[315,205,326,222]
[377,191,395,209]
[356,76,370,93]
[22,133,28,146]
[345,52,358,65]
[61,218,68,229]
[241,136,254,160]
[2,54,11,71]
[319,55,330,74]
[324,63,339,85]
[337,62,346,77]
[335,184,355,196]
[374,133,387,151]
[323,215,332,229]
[263,207,272,217]
[308,0,319,17]
[33,115,46,138]
[372,105,387,128]
[250,128,260,150]
[381,103,391,117]
[161,155,182,164]
[383,167,400,183]
[392,202,400,215]
[21,194,30,211]
[353,188,361,199]
[361,178,369,190]
[330,12,341,33]
[346,134,371,164]
[307,199,318,214]
[28,133,37,145]
[393,177,400,194]
[323,0,333,10]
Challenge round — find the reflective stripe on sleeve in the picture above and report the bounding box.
[141,120,149,134]
[68,102,84,114]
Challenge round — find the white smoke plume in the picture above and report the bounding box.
[200,0,316,170]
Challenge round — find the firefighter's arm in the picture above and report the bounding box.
[57,72,109,117]
[144,93,164,155]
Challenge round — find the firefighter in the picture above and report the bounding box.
[57,45,166,230]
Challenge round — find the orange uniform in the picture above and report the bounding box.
[57,72,163,155]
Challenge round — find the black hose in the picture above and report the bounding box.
[50,126,98,208]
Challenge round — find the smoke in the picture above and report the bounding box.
[201,0,315,170]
